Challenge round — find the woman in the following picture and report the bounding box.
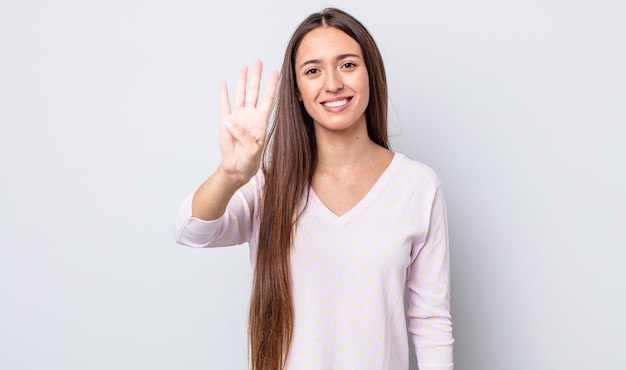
[174,7,454,370]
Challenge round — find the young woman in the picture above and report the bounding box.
[174,8,454,370]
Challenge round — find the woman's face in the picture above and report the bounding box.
[294,27,370,136]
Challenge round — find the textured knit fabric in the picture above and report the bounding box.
[174,152,454,370]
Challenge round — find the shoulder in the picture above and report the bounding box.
[391,152,442,188]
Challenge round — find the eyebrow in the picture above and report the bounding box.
[299,53,363,69]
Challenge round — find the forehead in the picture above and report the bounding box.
[295,27,363,62]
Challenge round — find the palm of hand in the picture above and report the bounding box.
[219,61,279,182]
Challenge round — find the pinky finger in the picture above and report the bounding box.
[219,82,232,121]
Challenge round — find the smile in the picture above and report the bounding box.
[322,99,350,108]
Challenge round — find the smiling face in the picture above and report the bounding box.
[294,26,370,136]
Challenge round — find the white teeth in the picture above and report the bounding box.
[323,99,349,108]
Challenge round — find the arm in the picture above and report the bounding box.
[190,166,251,222]
[406,186,454,369]
[191,60,278,221]
[172,61,278,247]
[173,171,263,248]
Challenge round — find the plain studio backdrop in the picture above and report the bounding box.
[1,0,624,369]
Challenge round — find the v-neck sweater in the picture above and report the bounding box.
[174,153,454,370]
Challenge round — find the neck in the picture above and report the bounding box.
[314,127,380,172]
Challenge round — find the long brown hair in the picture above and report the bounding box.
[248,8,389,369]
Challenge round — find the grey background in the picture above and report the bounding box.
[1,0,624,369]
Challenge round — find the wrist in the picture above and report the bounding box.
[216,165,251,189]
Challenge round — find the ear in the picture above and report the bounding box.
[297,90,302,101]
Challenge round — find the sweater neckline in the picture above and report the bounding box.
[308,152,403,228]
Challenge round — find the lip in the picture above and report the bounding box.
[320,97,353,112]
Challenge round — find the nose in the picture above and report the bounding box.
[324,70,343,92]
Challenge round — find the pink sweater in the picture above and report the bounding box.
[174,153,454,369]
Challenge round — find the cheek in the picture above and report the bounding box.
[295,80,303,101]
[294,82,315,114]
[361,71,370,94]
[358,72,370,103]
[296,79,310,102]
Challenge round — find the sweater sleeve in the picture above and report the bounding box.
[406,185,454,369]
[173,172,262,248]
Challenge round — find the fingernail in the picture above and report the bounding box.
[224,120,233,128]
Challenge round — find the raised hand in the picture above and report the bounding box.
[219,60,279,184]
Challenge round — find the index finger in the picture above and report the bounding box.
[259,69,280,115]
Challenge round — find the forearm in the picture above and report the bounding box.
[191,165,250,221]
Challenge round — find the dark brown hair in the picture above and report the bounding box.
[248,8,389,369]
